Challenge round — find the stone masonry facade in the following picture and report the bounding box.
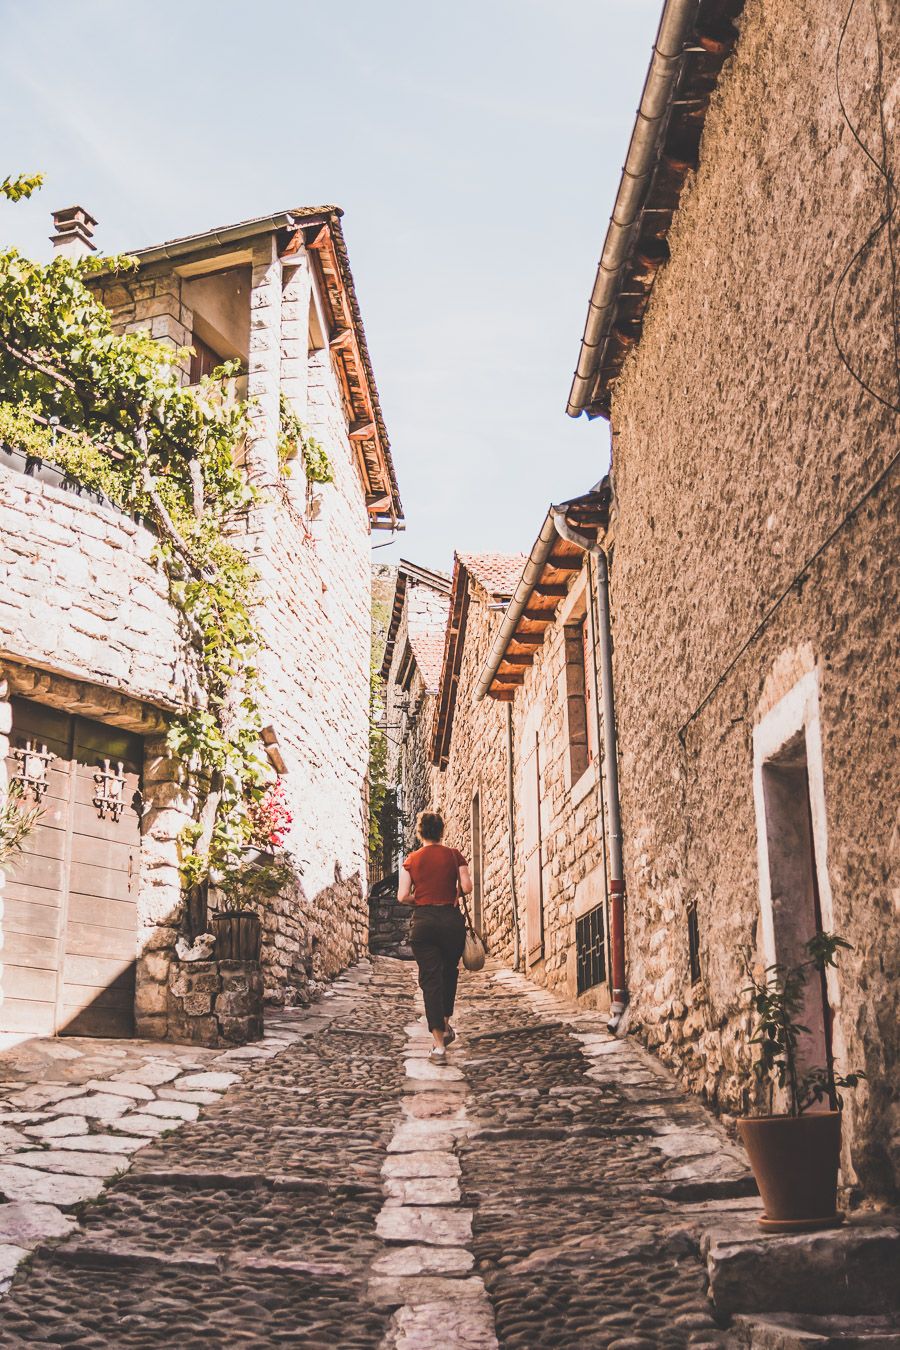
[603,0,899,1199]
[430,556,524,958]
[381,564,450,862]
[0,209,400,1043]
[506,560,609,1008]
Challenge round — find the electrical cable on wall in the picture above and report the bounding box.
[832,0,900,416]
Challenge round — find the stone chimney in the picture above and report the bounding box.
[49,206,97,259]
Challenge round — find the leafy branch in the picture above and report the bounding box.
[0,779,42,865]
[0,180,275,895]
[278,394,333,485]
[743,932,865,1116]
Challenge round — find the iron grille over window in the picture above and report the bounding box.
[687,903,702,985]
[576,903,606,993]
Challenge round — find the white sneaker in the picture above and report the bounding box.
[429,1044,446,1060]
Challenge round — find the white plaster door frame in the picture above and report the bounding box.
[751,667,844,1052]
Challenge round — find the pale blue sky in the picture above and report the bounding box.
[1,0,660,570]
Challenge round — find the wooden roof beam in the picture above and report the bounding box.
[546,554,584,572]
[349,419,376,440]
[495,668,526,684]
[534,583,568,599]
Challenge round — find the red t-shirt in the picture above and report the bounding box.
[403,845,467,905]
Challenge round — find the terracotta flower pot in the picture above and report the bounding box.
[737,1111,842,1232]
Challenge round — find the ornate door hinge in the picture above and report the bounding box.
[13,739,55,801]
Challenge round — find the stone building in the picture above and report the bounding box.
[0,205,402,1041]
[567,0,899,1197]
[428,554,524,945]
[379,560,451,867]
[471,487,614,1007]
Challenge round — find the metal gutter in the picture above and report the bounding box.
[128,210,333,266]
[566,0,699,418]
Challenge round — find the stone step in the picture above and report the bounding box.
[705,1218,900,1317]
[731,1312,900,1348]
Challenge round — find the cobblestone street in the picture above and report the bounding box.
[0,958,761,1348]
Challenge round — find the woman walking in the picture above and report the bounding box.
[398,810,472,1060]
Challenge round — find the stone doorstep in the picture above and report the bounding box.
[704,1219,900,1317]
[730,1312,900,1348]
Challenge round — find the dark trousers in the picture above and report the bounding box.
[410,905,466,1032]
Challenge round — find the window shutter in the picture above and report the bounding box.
[522,731,544,964]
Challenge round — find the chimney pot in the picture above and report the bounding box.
[50,205,97,259]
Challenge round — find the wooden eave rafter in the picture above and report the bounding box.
[584,0,745,418]
[302,219,402,528]
[485,482,612,701]
[430,569,470,770]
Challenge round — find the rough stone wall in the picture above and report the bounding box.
[0,469,197,709]
[383,581,447,856]
[98,245,372,1006]
[433,580,514,962]
[507,568,610,1008]
[93,271,192,380]
[0,239,377,1035]
[236,253,372,1001]
[607,0,900,1197]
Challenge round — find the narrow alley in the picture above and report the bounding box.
[0,959,756,1348]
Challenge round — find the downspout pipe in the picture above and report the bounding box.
[551,509,628,1029]
[506,702,521,969]
[566,0,698,418]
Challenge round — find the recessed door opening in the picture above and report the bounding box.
[760,730,833,1101]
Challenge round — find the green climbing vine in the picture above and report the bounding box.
[0,175,272,892]
[278,393,333,485]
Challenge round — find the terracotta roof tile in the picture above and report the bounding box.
[408,630,447,692]
[457,552,528,598]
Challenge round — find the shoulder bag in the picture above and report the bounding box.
[459,891,487,972]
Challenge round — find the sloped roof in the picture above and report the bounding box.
[408,631,447,693]
[457,553,527,599]
[430,552,527,769]
[120,206,402,526]
[567,0,744,419]
[476,482,612,701]
[380,559,452,682]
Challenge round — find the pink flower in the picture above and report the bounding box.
[248,779,293,849]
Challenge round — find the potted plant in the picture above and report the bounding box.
[738,932,865,1232]
[211,853,296,962]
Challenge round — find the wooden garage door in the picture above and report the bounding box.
[3,698,142,1038]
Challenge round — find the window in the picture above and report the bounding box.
[563,617,592,784]
[687,903,701,985]
[752,669,840,1103]
[576,903,606,993]
[760,736,831,1080]
[189,333,226,384]
[471,790,483,933]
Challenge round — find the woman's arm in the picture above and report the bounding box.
[397,867,414,903]
[457,863,473,896]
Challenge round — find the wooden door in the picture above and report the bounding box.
[3,699,141,1038]
[523,731,543,965]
